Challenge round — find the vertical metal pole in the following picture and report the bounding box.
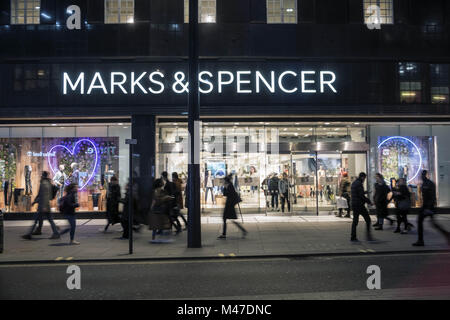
[129,143,133,254]
[188,0,201,248]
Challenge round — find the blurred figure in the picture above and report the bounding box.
[172,172,188,230]
[261,174,272,208]
[269,173,280,211]
[350,172,374,242]
[218,175,247,239]
[393,178,411,234]
[119,181,134,240]
[413,170,450,246]
[373,173,393,230]
[162,171,182,234]
[149,178,173,241]
[279,172,291,213]
[22,171,60,240]
[59,183,80,245]
[104,176,121,232]
[337,172,351,218]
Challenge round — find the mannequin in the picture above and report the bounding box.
[70,162,80,186]
[53,164,67,200]
[25,165,32,195]
[204,170,215,205]
[403,165,409,182]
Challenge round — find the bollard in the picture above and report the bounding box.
[0,210,3,253]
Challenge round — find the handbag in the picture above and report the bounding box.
[336,196,348,209]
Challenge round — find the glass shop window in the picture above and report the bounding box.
[184,0,216,23]
[10,0,40,25]
[363,0,393,25]
[105,0,134,24]
[267,0,297,24]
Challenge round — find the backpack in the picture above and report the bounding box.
[269,178,279,190]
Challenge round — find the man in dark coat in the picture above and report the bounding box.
[104,176,121,232]
[413,170,450,246]
[373,173,393,230]
[218,175,247,239]
[350,172,374,242]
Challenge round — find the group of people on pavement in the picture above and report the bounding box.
[262,172,292,213]
[349,170,450,247]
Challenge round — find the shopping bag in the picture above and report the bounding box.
[336,196,348,209]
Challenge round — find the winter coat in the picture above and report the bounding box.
[33,178,53,212]
[278,179,289,194]
[351,178,371,209]
[106,183,121,223]
[374,182,390,206]
[223,182,240,220]
[393,185,411,210]
[268,177,280,192]
[59,191,79,215]
[421,178,436,209]
[148,188,172,230]
[173,178,184,209]
[339,178,351,197]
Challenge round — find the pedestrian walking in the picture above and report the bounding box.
[373,173,393,230]
[413,170,450,246]
[59,183,80,245]
[218,175,248,239]
[261,174,271,208]
[104,175,121,232]
[148,178,172,241]
[350,172,374,242]
[392,178,411,234]
[22,171,60,240]
[162,171,183,234]
[172,172,188,229]
[279,172,291,213]
[337,172,351,218]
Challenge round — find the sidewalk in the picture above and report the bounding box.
[1,215,450,263]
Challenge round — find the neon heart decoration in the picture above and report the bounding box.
[47,139,99,191]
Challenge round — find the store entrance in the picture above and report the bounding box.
[288,150,368,216]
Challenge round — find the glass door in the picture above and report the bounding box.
[291,152,317,214]
[316,153,342,215]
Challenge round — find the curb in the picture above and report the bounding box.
[0,248,449,266]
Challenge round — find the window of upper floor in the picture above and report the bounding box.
[184,0,217,23]
[363,0,394,26]
[11,0,40,25]
[105,0,134,24]
[267,0,297,24]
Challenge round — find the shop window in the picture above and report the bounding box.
[363,0,393,25]
[10,0,40,25]
[431,64,449,104]
[399,63,423,104]
[267,0,297,24]
[400,82,422,104]
[105,0,134,24]
[184,0,216,23]
[13,65,50,92]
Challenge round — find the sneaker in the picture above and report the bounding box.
[412,241,425,247]
[217,235,226,239]
[70,240,80,245]
[49,234,60,239]
[31,230,42,236]
[22,234,32,240]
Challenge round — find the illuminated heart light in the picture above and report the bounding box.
[377,136,422,184]
[47,139,99,191]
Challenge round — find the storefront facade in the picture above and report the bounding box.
[1,0,450,216]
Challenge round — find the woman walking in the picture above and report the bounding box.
[393,178,411,234]
[59,183,80,245]
[172,172,188,230]
[337,172,351,218]
[104,176,121,232]
[218,175,248,239]
[373,173,393,230]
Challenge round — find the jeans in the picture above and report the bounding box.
[205,187,215,204]
[351,206,372,240]
[280,192,290,212]
[271,191,279,209]
[29,211,59,236]
[376,204,388,226]
[61,215,76,241]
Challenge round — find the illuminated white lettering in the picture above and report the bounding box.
[256,71,275,93]
[199,71,214,94]
[66,5,81,30]
[237,71,252,94]
[278,71,298,93]
[131,72,147,94]
[87,72,108,94]
[218,71,234,93]
[111,72,127,94]
[301,71,316,93]
[149,72,165,94]
[320,71,337,93]
[63,72,84,95]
